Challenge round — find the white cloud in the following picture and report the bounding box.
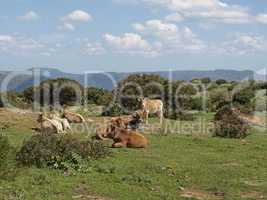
[165,13,184,22]
[62,10,92,22]
[133,20,205,53]
[58,22,75,31]
[0,34,44,55]
[256,14,267,24]
[103,33,160,57]
[218,33,267,55]
[82,42,106,55]
[122,0,265,24]
[19,11,39,21]
[0,35,14,43]
[184,9,252,24]
[143,0,220,10]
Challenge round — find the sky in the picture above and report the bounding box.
[0,0,267,73]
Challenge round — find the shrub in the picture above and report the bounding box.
[214,106,249,138]
[101,102,125,117]
[191,97,204,111]
[208,88,231,112]
[16,134,111,168]
[232,86,255,114]
[0,135,12,168]
[167,110,195,121]
[201,77,211,84]
[86,87,113,106]
[215,79,227,85]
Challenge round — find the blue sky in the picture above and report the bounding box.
[0,0,267,73]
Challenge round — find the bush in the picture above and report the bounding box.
[102,102,125,117]
[208,88,231,112]
[215,79,227,85]
[232,86,255,114]
[191,97,204,111]
[86,87,113,106]
[0,135,12,169]
[214,106,249,138]
[16,134,111,168]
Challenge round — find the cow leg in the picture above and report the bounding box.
[146,111,149,125]
[159,111,163,125]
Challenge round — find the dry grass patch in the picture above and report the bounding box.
[240,191,265,199]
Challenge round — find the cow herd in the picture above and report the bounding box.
[37,98,164,148]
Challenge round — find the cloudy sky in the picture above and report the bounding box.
[0,0,266,72]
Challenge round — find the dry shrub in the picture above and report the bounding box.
[214,106,249,138]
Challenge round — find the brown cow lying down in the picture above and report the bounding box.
[97,124,148,148]
[110,110,146,130]
[62,109,85,123]
[232,108,265,127]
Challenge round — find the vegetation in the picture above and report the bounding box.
[17,134,111,168]
[0,110,266,200]
[0,135,12,169]
[214,106,249,138]
[86,87,113,106]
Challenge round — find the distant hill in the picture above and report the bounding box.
[0,68,264,91]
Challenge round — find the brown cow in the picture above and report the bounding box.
[101,124,148,148]
[62,109,85,123]
[110,110,146,130]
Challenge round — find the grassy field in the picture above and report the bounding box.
[0,109,266,200]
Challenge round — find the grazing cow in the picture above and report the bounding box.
[138,98,163,125]
[37,113,64,134]
[48,112,71,132]
[62,109,85,123]
[100,124,148,148]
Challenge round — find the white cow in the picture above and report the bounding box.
[138,98,164,125]
[48,112,71,132]
[37,113,64,134]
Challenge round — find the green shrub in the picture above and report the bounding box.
[191,97,204,111]
[232,87,255,114]
[214,106,249,138]
[86,87,113,106]
[215,79,227,85]
[167,110,195,121]
[0,135,12,169]
[208,88,231,112]
[16,134,111,168]
[102,102,125,117]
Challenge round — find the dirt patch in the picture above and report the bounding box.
[72,184,111,200]
[241,191,265,199]
[179,188,224,200]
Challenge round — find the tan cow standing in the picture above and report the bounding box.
[139,98,163,125]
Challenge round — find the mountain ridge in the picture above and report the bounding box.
[0,68,264,91]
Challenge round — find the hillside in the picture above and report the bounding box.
[0,68,263,91]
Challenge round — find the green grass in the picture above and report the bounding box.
[0,112,267,200]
